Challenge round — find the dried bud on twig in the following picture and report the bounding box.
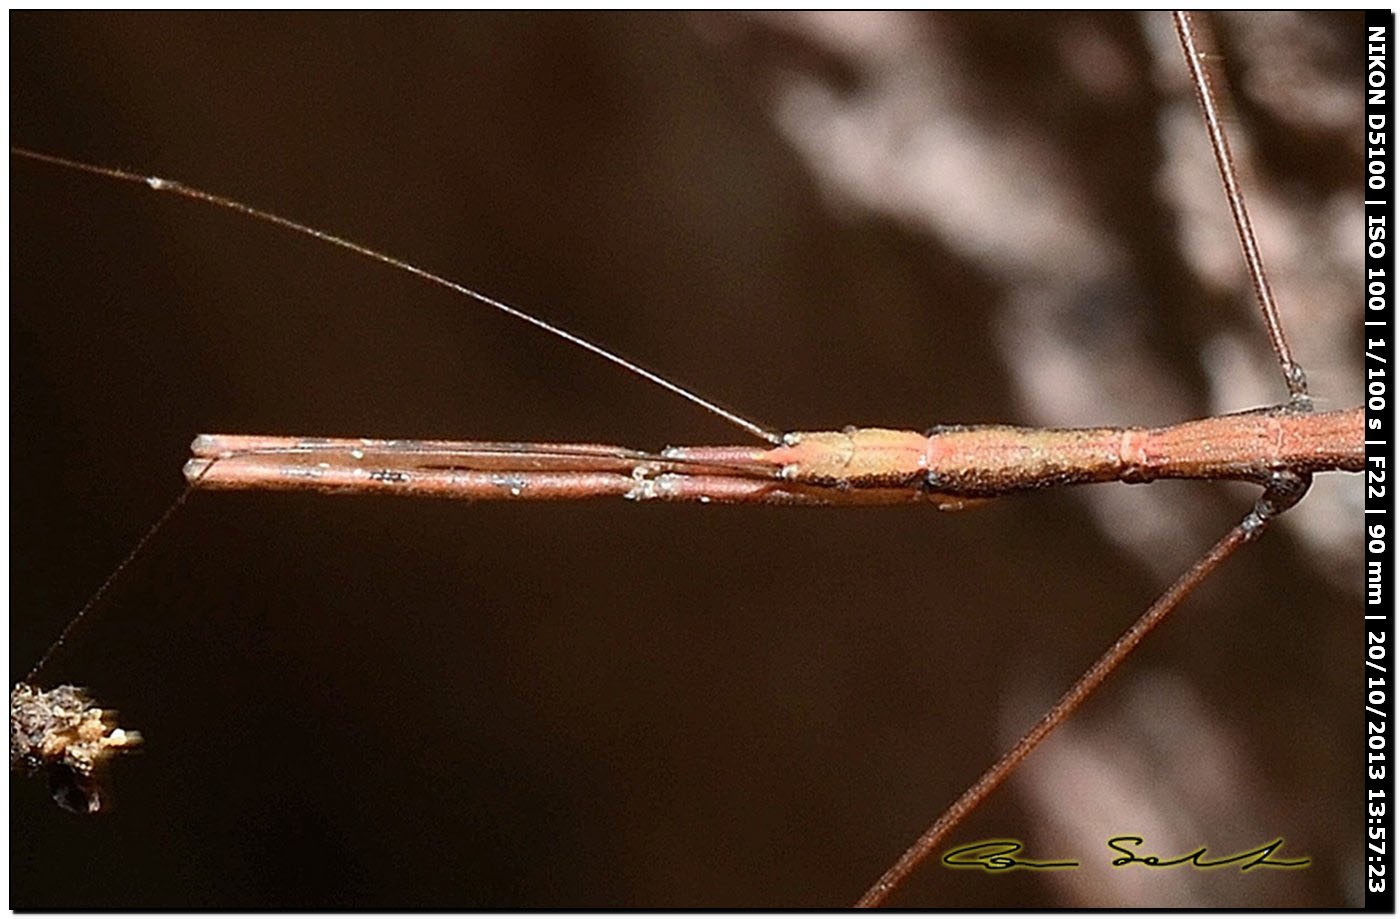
[10,683,142,814]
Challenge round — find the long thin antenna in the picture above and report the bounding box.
[855,472,1311,907]
[11,146,784,445]
[1172,11,1311,408]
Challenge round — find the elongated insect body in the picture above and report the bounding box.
[182,406,1360,505]
[10,11,1365,909]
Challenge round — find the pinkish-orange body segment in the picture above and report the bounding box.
[185,407,1361,508]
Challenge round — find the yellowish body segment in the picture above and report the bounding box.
[771,428,931,487]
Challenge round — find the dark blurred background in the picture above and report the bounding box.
[11,12,1362,907]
